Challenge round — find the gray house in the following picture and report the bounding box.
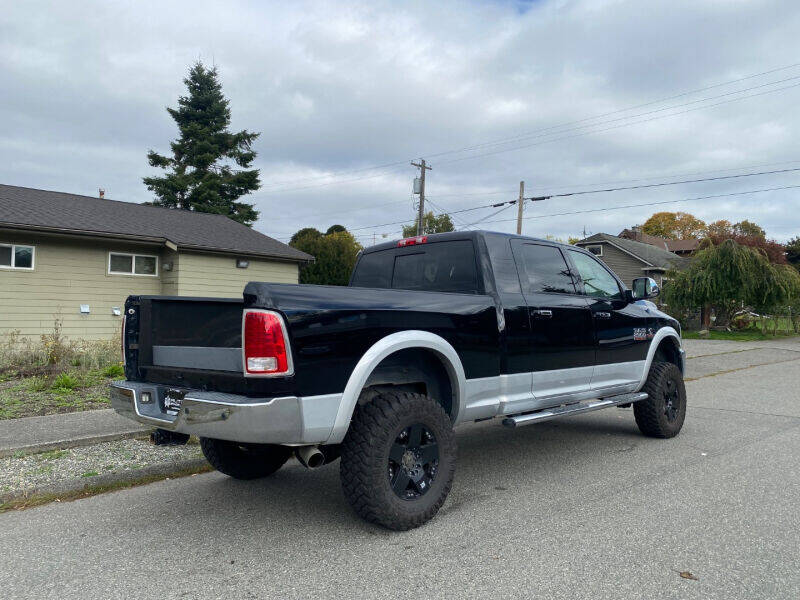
[574,233,688,289]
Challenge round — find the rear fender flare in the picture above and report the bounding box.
[326,331,467,444]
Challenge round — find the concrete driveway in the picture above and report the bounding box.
[2,339,799,599]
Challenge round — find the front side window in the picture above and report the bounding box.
[567,250,623,300]
[109,252,158,276]
[516,243,576,295]
[0,243,35,270]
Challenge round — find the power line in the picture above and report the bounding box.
[255,63,800,193]
[477,184,800,226]
[418,166,800,219]
[435,80,800,167]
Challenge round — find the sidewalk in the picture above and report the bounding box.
[0,409,148,458]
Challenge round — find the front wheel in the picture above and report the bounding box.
[634,361,687,438]
[200,438,292,480]
[340,391,457,530]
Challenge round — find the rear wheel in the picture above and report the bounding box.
[340,391,456,530]
[634,361,687,438]
[200,438,292,480]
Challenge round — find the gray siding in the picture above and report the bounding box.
[582,242,648,288]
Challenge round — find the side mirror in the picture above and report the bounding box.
[632,277,660,300]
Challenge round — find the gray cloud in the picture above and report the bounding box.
[2,0,800,245]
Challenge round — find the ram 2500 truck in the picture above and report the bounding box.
[111,231,686,530]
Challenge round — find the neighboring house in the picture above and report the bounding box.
[574,233,688,289]
[0,184,312,340]
[618,227,699,257]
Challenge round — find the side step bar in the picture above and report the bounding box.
[502,392,649,428]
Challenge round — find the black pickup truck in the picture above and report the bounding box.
[111,231,686,530]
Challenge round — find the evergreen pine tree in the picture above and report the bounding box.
[143,62,260,226]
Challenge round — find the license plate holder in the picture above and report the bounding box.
[163,388,185,416]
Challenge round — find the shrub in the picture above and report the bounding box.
[102,364,125,378]
[52,373,79,391]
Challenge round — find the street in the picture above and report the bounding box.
[2,339,799,599]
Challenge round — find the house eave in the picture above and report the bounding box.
[0,222,313,264]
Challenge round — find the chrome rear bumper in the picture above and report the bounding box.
[110,381,341,445]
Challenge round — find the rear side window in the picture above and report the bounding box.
[516,243,576,295]
[350,251,393,288]
[351,240,479,294]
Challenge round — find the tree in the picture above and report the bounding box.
[641,211,706,239]
[290,227,322,245]
[402,212,455,237]
[290,226,362,286]
[662,239,800,328]
[706,219,733,237]
[786,236,800,268]
[326,224,347,235]
[143,62,260,226]
[733,219,766,239]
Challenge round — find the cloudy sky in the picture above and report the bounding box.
[2,0,800,244]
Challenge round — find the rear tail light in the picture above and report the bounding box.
[398,235,427,247]
[243,309,293,376]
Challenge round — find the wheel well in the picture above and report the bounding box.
[653,336,682,373]
[359,348,455,419]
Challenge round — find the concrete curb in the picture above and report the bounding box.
[0,430,150,459]
[0,457,210,505]
[0,409,149,459]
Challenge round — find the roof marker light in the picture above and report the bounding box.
[397,235,428,247]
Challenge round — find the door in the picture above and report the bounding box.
[511,241,595,404]
[565,249,650,392]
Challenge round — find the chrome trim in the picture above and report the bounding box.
[503,391,649,427]
[241,308,295,378]
[326,330,467,444]
[110,381,339,444]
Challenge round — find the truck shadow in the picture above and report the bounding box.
[186,410,647,533]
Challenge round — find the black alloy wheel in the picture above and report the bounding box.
[388,424,439,500]
[634,361,687,438]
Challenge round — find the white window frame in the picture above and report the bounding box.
[586,245,603,257]
[0,243,35,271]
[108,252,159,277]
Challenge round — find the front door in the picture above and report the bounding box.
[511,241,595,405]
[565,249,650,393]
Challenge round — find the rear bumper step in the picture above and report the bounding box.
[502,392,649,428]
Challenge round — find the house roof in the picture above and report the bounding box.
[577,233,689,270]
[618,228,700,253]
[0,184,312,263]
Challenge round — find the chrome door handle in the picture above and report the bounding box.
[594,311,611,319]
[533,309,553,319]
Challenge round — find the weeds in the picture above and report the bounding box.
[0,318,121,375]
[52,373,79,392]
[102,364,124,378]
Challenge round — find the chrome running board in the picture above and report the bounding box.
[502,392,649,428]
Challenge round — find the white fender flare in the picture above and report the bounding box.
[325,330,467,444]
[635,326,682,391]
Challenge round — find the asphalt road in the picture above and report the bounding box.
[2,339,799,599]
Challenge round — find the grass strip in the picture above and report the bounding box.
[0,461,213,513]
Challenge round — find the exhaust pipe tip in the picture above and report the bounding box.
[295,445,325,469]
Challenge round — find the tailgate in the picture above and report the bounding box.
[124,295,244,382]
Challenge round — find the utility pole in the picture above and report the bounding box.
[411,159,432,235]
[516,181,525,235]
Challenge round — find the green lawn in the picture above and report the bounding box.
[683,329,799,342]
[0,364,123,420]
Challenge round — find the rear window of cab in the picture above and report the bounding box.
[351,240,479,294]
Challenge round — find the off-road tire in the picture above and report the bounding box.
[340,391,457,531]
[634,361,687,438]
[199,438,292,480]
